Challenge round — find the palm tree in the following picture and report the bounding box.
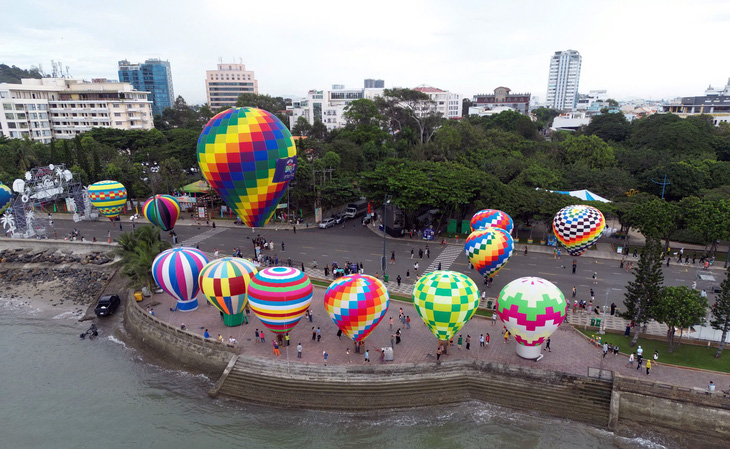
[116,225,171,289]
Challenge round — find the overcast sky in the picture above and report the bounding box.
[3,0,729,105]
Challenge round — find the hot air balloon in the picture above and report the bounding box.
[412,271,479,341]
[470,209,514,234]
[247,267,313,334]
[151,247,209,312]
[198,257,257,326]
[197,107,297,228]
[552,205,605,256]
[0,183,12,215]
[88,180,127,221]
[142,194,180,231]
[496,277,567,359]
[464,227,514,278]
[323,274,389,342]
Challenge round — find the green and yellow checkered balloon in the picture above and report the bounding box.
[412,271,480,341]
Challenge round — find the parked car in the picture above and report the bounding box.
[333,213,346,224]
[318,217,337,229]
[94,294,121,317]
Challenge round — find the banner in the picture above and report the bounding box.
[315,207,322,223]
[272,156,298,183]
[198,207,206,218]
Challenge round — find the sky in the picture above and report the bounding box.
[3,0,730,105]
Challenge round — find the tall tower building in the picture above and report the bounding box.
[205,63,258,110]
[118,59,174,117]
[364,79,384,88]
[546,50,582,111]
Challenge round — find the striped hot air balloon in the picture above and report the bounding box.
[323,274,389,342]
[198,258,257,326]
[151,247,209,312]
[0,183,12,215]
[247,267,313,334]
[88,180,127,221]
[142,194,180,231]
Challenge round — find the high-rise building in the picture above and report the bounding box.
[546,50,582,111]
[118,59,174,117]
[205,63,258,109]
[364,79,384,88]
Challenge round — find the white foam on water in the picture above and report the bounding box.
[52,310,82,320]
[107,335,128,348]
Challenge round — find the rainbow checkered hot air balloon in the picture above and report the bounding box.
[412,271,479,341]
[88,180,127,221]
[0,183,13,215]
[470,209,514,234]
[152,247,209,312]
[198,257,257,316]
[247,267,313,334]
[142,194,180,231]
[464,227,514,278]
[323,274,389,342]
[496,277,567,359]
[197,107,297,228]
[552,205,605,256]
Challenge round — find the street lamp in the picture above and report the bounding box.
[382,195,391,278]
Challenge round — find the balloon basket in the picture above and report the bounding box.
[515,343,542,360]
[223,312,245,327]
[176,299,198,312]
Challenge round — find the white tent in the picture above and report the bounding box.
[550,189,611,203]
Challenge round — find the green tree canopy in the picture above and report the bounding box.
[652,286,708,352]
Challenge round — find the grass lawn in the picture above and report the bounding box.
[577,329,730,373]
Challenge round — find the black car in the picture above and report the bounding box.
[94,294,121,317]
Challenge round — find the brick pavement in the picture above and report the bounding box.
[141,285,730,390]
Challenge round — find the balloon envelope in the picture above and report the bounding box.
[247,267,313,334]
[496,277,567,347]
[323,274,389,342]
[88,180,127,219]
[198,257,257,315]
[0,183,12,215]
[552,205,605,256]
[464,227,514,278]
[412,271,479,341]
[197,107,297,228]
[152,247,209,303]
[143,194,180,231]
[470,209,514,234]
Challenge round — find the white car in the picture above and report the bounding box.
[319,217,336,229]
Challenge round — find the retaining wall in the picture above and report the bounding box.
[0,238,117,255]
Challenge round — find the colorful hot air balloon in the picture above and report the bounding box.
[464,227,514,278]
[151,247,209,312]
[88,180,127,221]
[197,107,297,228]
[142,194,180,231]
[198,258,257,326]
[496,277,567,359]
[470,209,514,234]
[552,205,606,256]
[412,271,479,341]
[247,267,313,334]
[0,183,12,215]
[323,274,389,342]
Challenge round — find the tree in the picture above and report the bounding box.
[710,266,730,358]
[380,88,440,145]
[621,237,664,346]
[584,112,630,142]
[652,286,708,352]
[627,198,680,252]
[680,197,730,255]
[291,116,312,137]
[462,98,473,117]
[116,226,171,289]
[560,134,616,169]
[532,107,560,131]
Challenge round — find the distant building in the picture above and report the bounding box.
[289,85,384,131]
[551,111,590,131]
[118,58,174,117]
[364,79,384,88]
[546,50,582,111]
[473,87,531,115]
[412,85,462,119]
[0,78,153,142]
[205,63,258,109]
[661,77,730,125]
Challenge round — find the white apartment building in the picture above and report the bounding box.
[413,85,462,118]
[0,78,153,143]
[289,86,384,131]
[546,50,582,111]
[205,63,258,110]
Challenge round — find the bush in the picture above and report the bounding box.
[669,228,706,245]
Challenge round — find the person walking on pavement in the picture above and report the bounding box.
[397,275,402,286]
[391,251,395,264]
[312,327,316,341]
[346,348,351,363]
[389,317,393,329]
[364,350,370,363]
[458,335,463,349]
[626,352,635,368]
[281,241,285,251]
[480,334,485,348]
[646,359,652,375]
[297,343,302,358]
[492,312,497,325]
[544,337,551,352]
[572,259,577,274]
[603,342,608,358]
[323,351,328,366]
[466,335,471,350]
[486,333,490,346]
[316,327,321,342]
[406,316,411,329]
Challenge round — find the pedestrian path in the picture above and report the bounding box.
[425,245,463,273]
[181,227,228,247]
[565,309,667,337]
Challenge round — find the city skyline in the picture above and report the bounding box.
[2,0,729,106]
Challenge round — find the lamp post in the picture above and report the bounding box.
[599,290,609,335]
[382,195,391,278]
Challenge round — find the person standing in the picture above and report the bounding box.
[281,241,285,251]
[572,286,576,298]
[312,327,316,341]
[391,250,395,264]
[458,334,463,349]
[486,333,490,346]
[544,337,551,352]
[323,351,328,366]
[572,259,577,274]
[255,329,260,343]
[390,334,395,349]
[410,248,414,259]
[297,343,302,358]
[504,330,509,343]
[285,332,290,346]
[603,342,608,358]
[646,359,652,375]
[316,327,321,342]
[397,275,402,286]
[389,317,393,329]
[406,316,411,329]
[636,354,643,371]
[480,334,485,348]
[272,340,280,356]
[346,348,351,363]
[466,335,471,350]
[626,352,635,368]
[436,346,442,361]
[364,350,370,363]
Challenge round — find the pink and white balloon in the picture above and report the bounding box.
[151,247,209,312]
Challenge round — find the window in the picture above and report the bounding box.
[113,104,119,108]
[116,121,122,125]
[114,113,121,117]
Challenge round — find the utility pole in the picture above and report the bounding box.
[382,195,391,278]
[650,174,671,200]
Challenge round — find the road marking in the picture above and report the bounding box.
[538,272,557,276]
[335,249,348,253]
[527,263,537,266]
[424,245,463,273]
[302,246,315,249]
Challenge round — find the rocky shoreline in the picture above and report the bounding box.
[0,248,114,265]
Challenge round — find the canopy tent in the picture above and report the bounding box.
[180,180,211,193]
[551,189,610,203]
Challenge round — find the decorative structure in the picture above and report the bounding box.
[464,227,514,278]
[552,205,605,256]
[142,194,180,231]
[198,257,257,326]
[88,180,127,222]
[323,274,389,342]
[151,247,209,312]
[470,209,514,234]
[412,271,479,341]
[496,276,567,359]
[247,267,313,334]
[197,107,297,228]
